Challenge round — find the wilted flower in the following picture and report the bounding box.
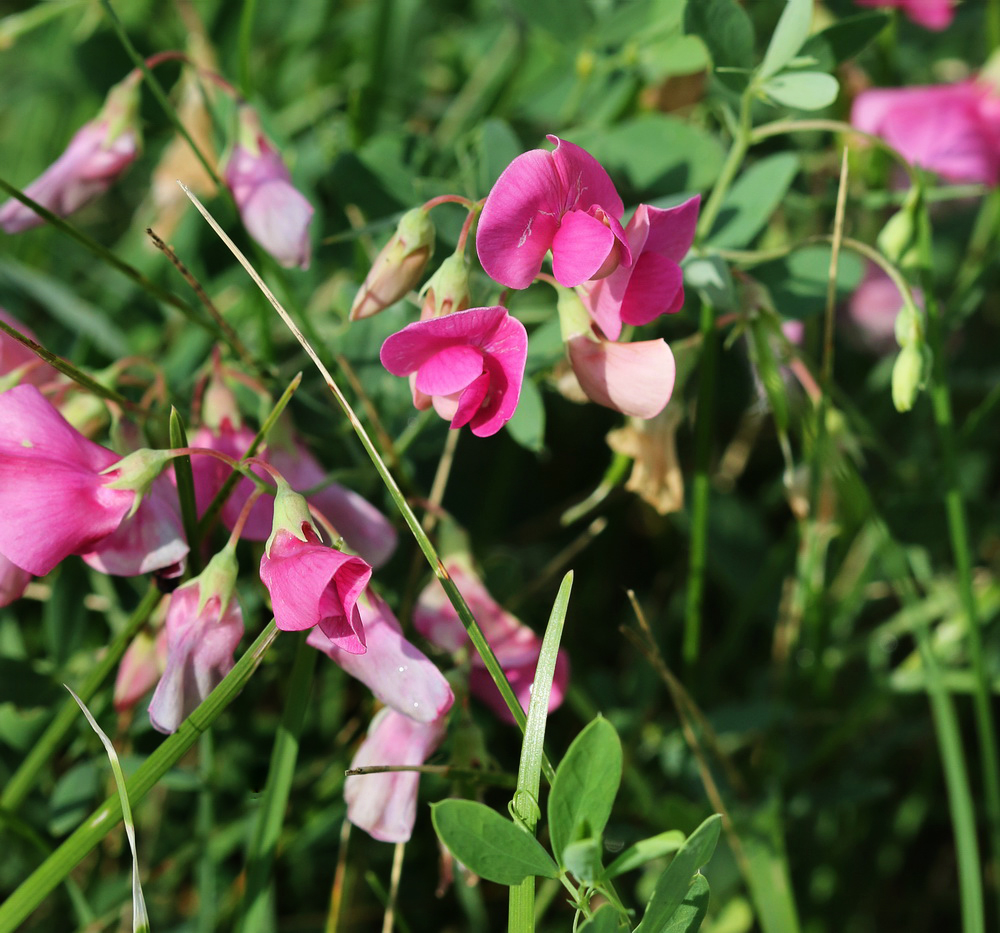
[148,547,244,734]
[380,306,528,437]
[476,135,631,289]
[852,81,1000,186]
[855,0,954,30]
[0,73,141,234]
[259,484,371,653]
[582,197,700,341]
[350,208,435,320]
[344,707,448,843]
[224,105,314,269]
[308,589,454,722]
[414,556,569,723]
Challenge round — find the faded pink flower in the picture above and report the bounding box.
[0,552,31,608]
[380,306,528,437]
[0,384,135,575]
[114,626,167,713]
[847,263,924,354]
[414,557,569,723]
[224,105,314,269]
[259,485,371,653]
[476,135,632,289]
[852,81,1000,185]
[855,0,954,30]
[308,590,453,722]
[0,75,141,234]
[344,707,448,843]
[148,549,244,734]
[0,309,58,388]
[582,197,700,341]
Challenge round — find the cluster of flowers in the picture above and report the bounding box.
[0,313,568,841]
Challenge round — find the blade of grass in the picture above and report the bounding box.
[169,408,201,575]
[0,622,280,933]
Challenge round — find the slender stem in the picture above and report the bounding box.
[237,0,259,96]
[916,192,1000,916]
[422,428,460,533]
[0,623,281,933]
[344,765,516,787]
[325,820,352,933]
[422,194,476,212]
[381,843,406,933]
[170,409,202,576]
[238,635,317,932]
[0,586,161,814]
[196,732,217,933]
[181,184,547,770]
[697,92,753,242]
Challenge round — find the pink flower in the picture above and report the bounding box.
[0,309,58,388]
[0,552,31,608]
[224,106,314,269]
[148,550,244,734]
[847,263,924,354]
[114,626,167,713]
[852,81,1000,186]
[414,558,569,723]
[855,0,954,30]
[380,306,528,437]
[344,707,448,843]
[582,197,700,341]
[0,385,135,575]
[259,485,372,653]
[0,76,140,234]
[308,590,453,722]
[476,135,632,289]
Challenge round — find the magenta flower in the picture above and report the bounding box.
[308,590,453,722]
[259,485,372,653]
[414,557,569,723]
[344,707,448,843]
[476,135,632,289]
[852,81,1000,186]
[148,549,244,734]
[380,306,528,437]
[0,76,141,234]
[582,197,700,341]
[0,309,58,388]
[0,385,135,575]
[224,106,314,269]
[855,0,954,30]
[0,552,31,608]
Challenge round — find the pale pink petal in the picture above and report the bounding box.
[619,253,685,327]
[476,149,563,289]
[431,392,461,422]
[414,345,484,396]
[114,627,167,712]
[308,591,454,722]
[568,335,676,419]
[0,552,31,607]
[551,209,618,287]
[0,309,58,387]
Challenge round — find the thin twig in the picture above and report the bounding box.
[382,842,406,933]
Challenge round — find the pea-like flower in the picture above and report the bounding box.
[380,306,528,437]
[476,135,631,289]
[855,0,954,31]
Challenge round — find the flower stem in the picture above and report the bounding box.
[696,91,753,242]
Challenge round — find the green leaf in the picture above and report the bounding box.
[563,837,604,883]
[708,153,799,249]
[660,873,711,933]
[799,11,889,72]
[478,118,525,193]
[759,0,813,79]
[431,799,559,884]
[505,376,545,453]
[753,245,864,319]
[684,0,755,82]
[549,716,623,865]
[634,814,721,933]
[579,903,628,933]
[735,798,802,933]
[762,71,839,111]
[684,256,736,311]
[605,830,686,879]
[49,761,100,836]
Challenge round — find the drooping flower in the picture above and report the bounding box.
[476,135,632,289]
[380,306,528,437]
[259,483,371,653]
[0,385,138,575]
[413,556,569,723]
[0,73,141,234]
[0,552,31,608]
[582,197,700,341]
[350,208,435,320]
[344,707,448,843]
[224,105,314,269]
[855,0,954,31]
[0,309,58,389]
[114,626,167,713]
[148,547,244,734]
[308,590,453,722]
[851,81,1000,186]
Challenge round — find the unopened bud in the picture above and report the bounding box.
[892,344,925,412]
[420,252,471,320]
[350,208,435,320]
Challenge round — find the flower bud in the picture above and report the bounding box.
[892,344,926,412]
[419,251,471,321]
[350,208,435,320]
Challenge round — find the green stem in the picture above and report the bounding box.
[196,732,217,933]
[238,636,317,932]
[0,622,280,933]
[0,585,161,815]
[917,191,1000,918]
[170,408,202,576]
[237,0,259,97]
[697,92,753,243]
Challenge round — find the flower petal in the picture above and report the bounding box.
[639,196,701,263]
[414,344,484,396]
[551,209,618,287]
[568,335,676,419]
[619,253,685,327]
[548,135,624,218]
